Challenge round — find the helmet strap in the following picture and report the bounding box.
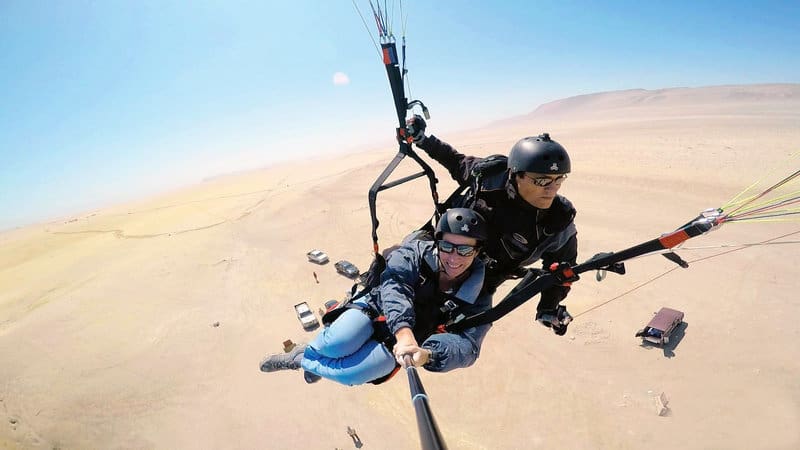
[506,176,518,199]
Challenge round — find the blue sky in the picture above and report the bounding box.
[1,1,798,230]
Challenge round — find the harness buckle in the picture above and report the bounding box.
[441,299,459,313]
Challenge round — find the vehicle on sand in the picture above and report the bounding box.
[636,307,684,345]
[307,249,329,264]
[294,301,319,330]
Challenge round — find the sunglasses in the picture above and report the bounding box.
[437,240,479,257]
[523,174,568,187]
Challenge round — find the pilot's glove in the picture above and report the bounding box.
[405,114,427,144]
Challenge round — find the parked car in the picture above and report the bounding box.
[294,301,319,330]
[318,299,341,317]
[324,299,340,312]
[635,307,684,345]
[334,260,360,279]
[307,249,329,264]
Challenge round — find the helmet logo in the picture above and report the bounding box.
[550,163,559,171]
[512,233,528,245]
[460,224,470,233]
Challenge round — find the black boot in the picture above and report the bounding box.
[303,370,322,384]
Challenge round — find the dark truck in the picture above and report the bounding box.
[636,307,684,345]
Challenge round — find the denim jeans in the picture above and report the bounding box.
[301,306,396,386]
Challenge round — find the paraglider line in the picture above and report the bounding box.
[725,169,800,216]
[352,0,381,56]
[575,228,800,318]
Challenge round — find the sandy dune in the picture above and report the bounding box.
[2,84,799,449]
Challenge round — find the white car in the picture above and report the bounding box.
[294,301,319,330]
[306,249,329,264]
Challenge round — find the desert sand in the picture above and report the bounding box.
[1,83,799,449]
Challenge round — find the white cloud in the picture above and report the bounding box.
[332,72,350,86]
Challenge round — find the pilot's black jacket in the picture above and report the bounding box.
[417,135,578,312]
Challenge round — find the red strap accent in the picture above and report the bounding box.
[659,230,690,249]
[436,324,447,334]
[397,128,414,145]
[549,262,577,285]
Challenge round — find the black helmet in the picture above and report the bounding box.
[434,208,488,242]
[508,133,571,174]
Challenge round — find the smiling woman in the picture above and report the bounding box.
[432,208,487,281]
[259,208,492,388]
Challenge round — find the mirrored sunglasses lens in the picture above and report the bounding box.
[439,241,476,256]
[455,245,477,256]
[530,175,566,187]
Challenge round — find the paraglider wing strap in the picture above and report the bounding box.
[445,271,558,332]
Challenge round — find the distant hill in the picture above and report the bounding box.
[526,83,800,119]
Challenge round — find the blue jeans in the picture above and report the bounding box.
[301,306,396,386]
